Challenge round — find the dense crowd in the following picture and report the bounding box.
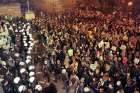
[0,17,57,93]
[0,3,140,93]
[33,5,140,93]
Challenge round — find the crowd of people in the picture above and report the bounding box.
[32,4,140,93]
[0,17,57,93]
[0,3,140,93]
[0,21,10,50]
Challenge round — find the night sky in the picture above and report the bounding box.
[0,0,140,14]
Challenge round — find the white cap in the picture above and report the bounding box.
[13,23,16,26]
[19,30,22,32]
[20,68,26,74]
[29,72,35,77]
[28,47,32,51]
[116,90,121,93]
[14,77,20,84]
[134,58,139,64]
[26,55,31,59]
[100,78,103,82]
[27,22,30,25]
[27,50,31,54]
[84,87,90,92]
[62,69,66,74]
[23,35,27,38]
[17,39,20,42]
[28,65,35,70]
[30,42,34,46]
[109,84,113,89]
[35,85,43,91]
[93,78,96,82]
[44,61,48,65]
[19,62,25,66]
[15,34,19,36]
[23,36,27,38]
[26,32,29,35]
[24,43,28,47]
[80,78,85,82]
[19,21,21,24]
[23,37,27,41]
[22,32,26,35]
[15,30,18,32]
[110,51,113,54]
[28,41,32,44]
[30,38,33,41]
[116,81,121,86]
[23,41,27,44]
[15,53,20,57]
[127,73,130,77]
[120,45,126,50]
[18,85,26,92]
[29,36,33,39]
[1,61,6,66]
[29,33,32,36]
[21,29,24,32]
[29,77,35,83]
[99,56,103,61]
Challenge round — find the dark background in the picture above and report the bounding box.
[0,0,140,15]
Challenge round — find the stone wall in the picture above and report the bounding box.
[0,3,21,17]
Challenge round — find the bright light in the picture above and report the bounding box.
[128,1,133,6]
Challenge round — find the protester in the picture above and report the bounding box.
[0,2,140,93]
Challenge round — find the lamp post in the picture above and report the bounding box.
[27,0,30,12]
[127,1,133,17]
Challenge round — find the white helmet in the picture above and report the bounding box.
[29,77,35,83]
[18,85,26,92]
[13,77,20,84]
[35,84,43,91]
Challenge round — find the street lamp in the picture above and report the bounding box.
[127,1,133,17]
[128,1,133,6]
[27,0,30,12]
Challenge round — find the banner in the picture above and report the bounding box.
[25,11,35,20]
[68,48,73,57]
